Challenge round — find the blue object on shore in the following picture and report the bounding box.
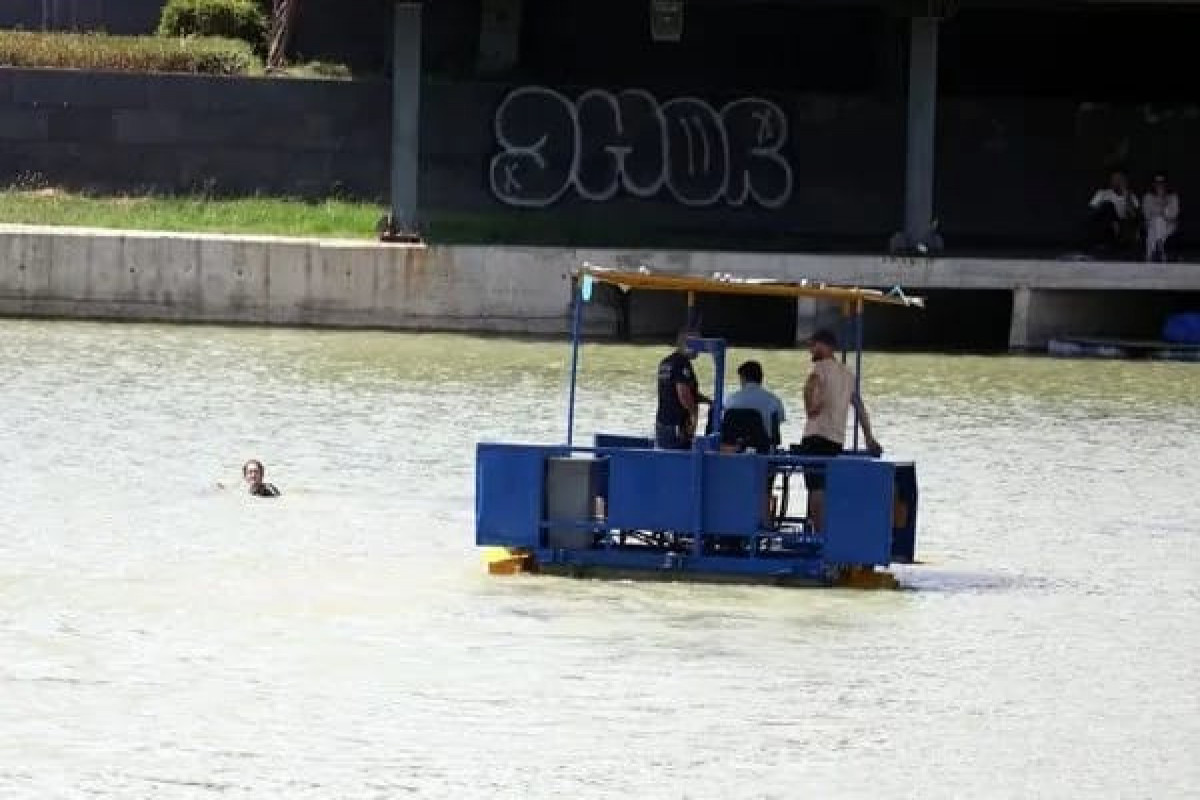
[1163,313,1200,345]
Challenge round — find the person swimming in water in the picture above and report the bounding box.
[242,459,281,497]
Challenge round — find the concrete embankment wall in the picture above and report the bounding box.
[3,225,1200,349]
[0,225,591,334]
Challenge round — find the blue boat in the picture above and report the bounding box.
[1047,337,1200,362]
[475,266,925,589]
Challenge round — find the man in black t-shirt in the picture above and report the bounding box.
[655,331,709,449]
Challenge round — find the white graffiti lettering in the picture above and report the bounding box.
[489,87,793,209]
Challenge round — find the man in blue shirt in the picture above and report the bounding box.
[724,360,786,450]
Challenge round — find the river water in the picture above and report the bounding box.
[0,321,1197,799]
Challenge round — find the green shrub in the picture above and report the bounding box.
[0,31,259,75]
[158,0,267,48]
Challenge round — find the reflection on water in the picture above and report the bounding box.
[1,321,1198,798]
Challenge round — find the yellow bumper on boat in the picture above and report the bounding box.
[481,549,899,589]
[482,547,533,575]
[834,567,900,590]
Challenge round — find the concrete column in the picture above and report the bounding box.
[903,16,939,241]
[794,298,819,344]
[478,0,523,74]
[390,2,422,233]
[1008,286,1032,350]
[794,299,846,345]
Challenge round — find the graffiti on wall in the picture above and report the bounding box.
[489,87,793,209]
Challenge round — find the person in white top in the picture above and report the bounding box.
[797,329,882,533]
[1088,170,1140,256]
[1142,173,1180,262]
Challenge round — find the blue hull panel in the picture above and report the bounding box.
[475,441,919,581]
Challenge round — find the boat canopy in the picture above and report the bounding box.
[576,264,925,310]
[562,261,922,449]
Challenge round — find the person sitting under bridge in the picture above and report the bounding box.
[1142,173,1181,262]
[1087,170,1141,257]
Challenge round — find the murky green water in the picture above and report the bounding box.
[1,321,1197,798]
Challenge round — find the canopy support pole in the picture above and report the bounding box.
[566,280,583,447]
[853,299,864,452]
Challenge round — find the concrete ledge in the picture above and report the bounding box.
[1,225,1197,342]
[0,225,612,334]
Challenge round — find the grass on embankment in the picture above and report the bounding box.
[0,30,353,78]
[0,188,829,248]
[0,188,657,245]
[0,30,257,75]
[0,190,675,245]
[0,189,385,239]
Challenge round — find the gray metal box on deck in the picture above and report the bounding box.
[545,457,606,549]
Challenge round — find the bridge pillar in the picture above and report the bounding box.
[795,298,819,344]
[795,299,843,345]
[1008,286,1033,350]
[390,2,423,236]
[902,16,939,245]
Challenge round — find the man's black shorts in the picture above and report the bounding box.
[797,435,842,491]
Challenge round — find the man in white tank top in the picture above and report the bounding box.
[798,329,882,531]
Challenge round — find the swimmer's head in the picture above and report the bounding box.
[242,459,265,487]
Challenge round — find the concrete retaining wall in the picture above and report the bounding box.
[0,225,593,333]
[3,224,1199,348]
